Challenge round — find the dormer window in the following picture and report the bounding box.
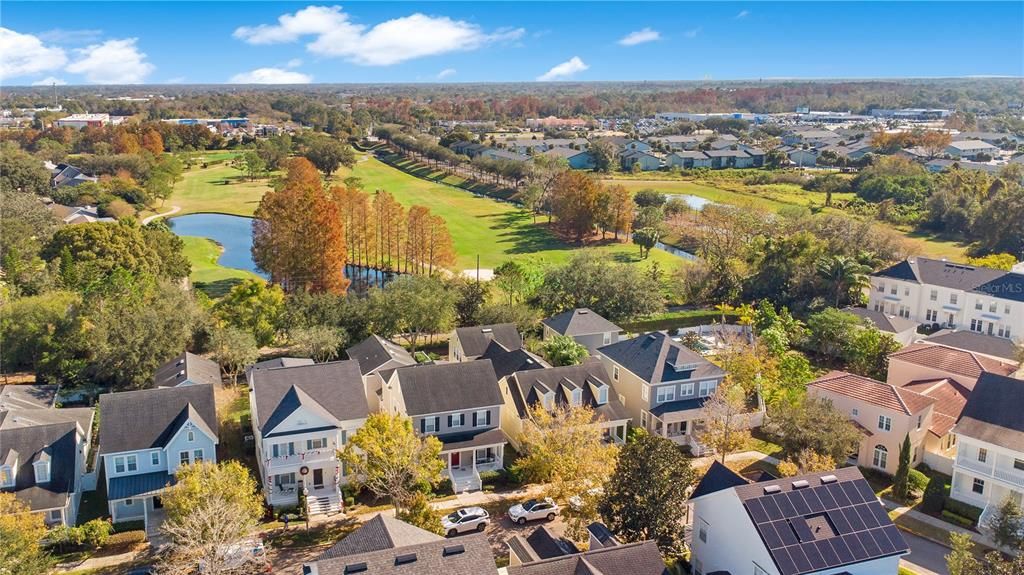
[34,461,50,483]
[542,391,555,410]
[187,430,195,442]
[0,466,13,487]
[571,388,582,406]
[597,386,608,405]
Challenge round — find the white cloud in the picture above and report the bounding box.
[32,76,67,86]
[234,5,524,66]
[229,67,312,84]
[286,58,303,68]
[684,27,701,39]
[537,56,588,81]
[736,10,750,18]
[0,28,67,80]
[66,38,154,84]
[437,68,456,79]
[37,28,104,44]
[618,28,660,46]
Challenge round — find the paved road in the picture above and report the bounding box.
[901,531,950,575]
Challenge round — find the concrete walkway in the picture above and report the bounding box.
[54,548,147,573]
[141,205,181,224]
[882,498,1001,551]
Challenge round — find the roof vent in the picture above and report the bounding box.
[394,553,417,565]
[820,474,838,484]
[646,334,658,341]
[481,328,493,334]
[344,563,368,574]
[177,359,185,366]
[443,544,465,557]
[177,370,186,378]
[578,310,589,314]
[763,485,782,495]
[792,480,810,490]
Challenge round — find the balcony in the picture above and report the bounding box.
[992,468,1024,489]
[264,446,338,468]
[955,455,993,477]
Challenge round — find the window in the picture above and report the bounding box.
[274,473,296,487]
[904,287,910,296]
[873,445,888,469]
[1005,305,1012,315]
[1014,459,1024,472]
[971,319,984,333]
[597,387,608,405]
[917,415,923,430]
[179,451,190,466]
[978,448,988,463]
[125,499,133,506]
[34,461,50,483]
[340,430,347,446]
[950,294,958,305]
[698,518,709,543]
[307,438,327,450]
[571,388,583,406]
[656,386,675,404]
[151,452,160,466]
[603,332,612,345]
[975,300,984,311]
[877,283,885,293]
[474,410,489,427]
[878,415,892,432]
[930,289,938,301]
[0,466,13,487]
[699,380,717,397]
[989,302,998,313]
[926,309,938,322]
[125,455,137,472]
[114,457,125,474]
[998,324,1012,339]
[193,449,203,462]
[449,413,464,429]
[613,366,619,381]
[187,430,195,442]
[899,305,910,318]
[618,394,626,408]
[641,385,649,401]
[680,383,695,396]
[423,418,437,433]
[271,442,295,458]
[890,285,897,295]
[48,509,62,522]
[973,478,985,495]
[852,408,859,416]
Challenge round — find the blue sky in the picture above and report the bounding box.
[2,2,1022,85]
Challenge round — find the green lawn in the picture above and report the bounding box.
[171,164,273,217]
[180,236,262,297]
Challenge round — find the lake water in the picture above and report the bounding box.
[666,193,714,211]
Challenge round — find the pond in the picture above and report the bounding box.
[168,213,396,290]
[666,193,714,211]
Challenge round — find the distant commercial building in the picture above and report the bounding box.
[54,114,116,129]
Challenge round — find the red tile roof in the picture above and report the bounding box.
[889,343,1017,380]
[809,371,934,415]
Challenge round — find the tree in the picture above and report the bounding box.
[804,308,862,360]
[0,291,80,373]
[160,461,264,575]
[815,254,871,307]
[42,222,162,288]
[535,252,664,321]
[303,135,355,177]
[632,227,661,259]
[492,260,543,305]
[0,144,52,195]
[396,491,444,536]
[453,278,489,326]
[209,325,259,385]
[777,449,836,477]
[213,279,285,347]
[598,431,696,555]
[550,171,601,243]
[696,383,751,462]
[0,492,51,575]
[589,139,618,173]
[765,397,862,463]
[1,190,59,294]
[845,327,901,380]
[380,275,457,351]
[292,325,347,362]
[339,412,445,511]
[633,189,667,208]
[974,178,1024,256]
[893,434,911,500]
[241,150,266,181]
[512,404,618,501]
[142,221,192,281]
[987,497,1024,551]
[539,335,589,366]
[601,184,634,240]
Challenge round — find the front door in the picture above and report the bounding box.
[451,452,461,468]
[153,497,163,509]
[312,468,324,489]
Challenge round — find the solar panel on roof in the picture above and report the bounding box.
[827,509,852,534]
[772,546,797,575]
[746,498,770,524]
[871,528,897,555]
[856,479,878,503]
[802,489,825,513]
[815,539,841,567]
[843,506,866,532]
[814,485,837,508]
[792,518,815,543]
[760,521,784,549]
[788,491,812,516]
[775,494,797,517]
[774,520,799,546]
[857,504,881,529]
[831,535,854,564]
[843,533,869,560]
[826,482,851,507]
[859,530,883,557]
[788,544,813,573]
[801,541,826,570]
[882,525,908,552]
[761,496,784,521]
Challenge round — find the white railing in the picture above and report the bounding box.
[956,455,993,476]
[264,447,337,467]
[993,468,1024,489]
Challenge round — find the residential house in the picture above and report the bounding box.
[541,146,595,169]
[953,132,1021,147]
[666,151,713,169]
[820,142,875,161]
[153,351,222,388]
[898,377,969,474]
[868,256,1023,343]
[450,323,522,362]
[507,523,667,575]
[450,140,488,158]
[501,359,631,449]
[46,161,98,188]
[689,464,909,575]
[785,147,820,167]
[950,372,1024,528]
[887,343,1017,392]
[480,148,530,162]
[648,134,703,151]
[925,159,1002,175]
[620,149,662,171]
[47,203,114,225]
[921,330,1022,364]
[595,136,651,153]
[506,139,552,155]
[381,361,508,492]
[945,140,1000,160]
[743,146,767,167]
[0,384,94,527]
[480,341,548,382]
[249,361,369,514]
[782,129,841,147]
[541,308,623,354]
[346,334,416,410]
[98,384,218,535]
[840,307,919,346]
[705,149,750,169]
[596,332,742,455]
[303,513,498,575]
[707,134,741,150]
[807,371,935,475]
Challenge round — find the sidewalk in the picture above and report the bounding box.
[882,497,1001,551]
[691,450,781,469]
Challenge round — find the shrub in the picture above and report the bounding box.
[907,469,929,496]
[344,496,356,508]
[104,530,146,551]
[921,476,946,514]
[943,498,983,524]
[942,510,975,528]
[79,518,114,547]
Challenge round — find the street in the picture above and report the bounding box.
[902,531,950,575]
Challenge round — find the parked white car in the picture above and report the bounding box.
[442,506,490,536]
[507,498,560,525]
[568,487,603,511]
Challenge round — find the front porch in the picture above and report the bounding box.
[599,421,629,444]
[439,428,508,493]
[264,461,344,515]
[107,471,175,538]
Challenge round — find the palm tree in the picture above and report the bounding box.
[816,255,872,307]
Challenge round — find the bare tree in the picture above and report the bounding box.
[160,497,263,575]
[696,383,752,462]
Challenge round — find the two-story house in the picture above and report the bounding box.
[950,372,1024,529]
[449,323,522,362]
[596,332,735,454]
[689,463,909,575]
[153,351,222,388]
[868,257,1023,343]
[346,334,417,411]
[507,523,666,575]
[382,361,508,492]
[807,371,936,475]
[500,359,630,448]
[541,308,623,354]
[98,384,218,536]
[249,360,369,515]
[887,343,1017,392]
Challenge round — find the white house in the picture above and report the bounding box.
[689,463,910,575]
[868,257,1023,344]
[950,372,1024,530]
[249,360,369,515]
[945,140,999,160]
[346,334,416,411]
[98,384,218,536]
[153,351,222,388]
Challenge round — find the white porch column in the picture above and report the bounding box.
[143,500,149,533]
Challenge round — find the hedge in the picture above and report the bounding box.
[943,498,984,524]
[942,510,975,528]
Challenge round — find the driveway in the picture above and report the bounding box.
[901,531,950,575]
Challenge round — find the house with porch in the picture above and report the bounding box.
[382,361,508,492]
[450,323,522,362]
[98,384,218,536]
[950,372,1024,531]
[500,359,631,450]
[596,332,743,455]
[541,308,622,354]
[249,360,369,515]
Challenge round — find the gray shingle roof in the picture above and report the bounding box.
[391,361,503,416]
[153,351,221,388]
[598,332,724,385]
[508,359,630,423]
[99,384,217,454]
[0,384,58,410]
[922,330,1022,362]
[542,308,622,337]
[455,324,522,358]
[346,335,416,376]
[508,526,579,564]
[874,257,1010,293]
[955,372,1024,451]
[690,460,750,500]
[480,341,548,381]
[317,514,442,560]
[507,540,667,575]
[250,360,369,434]
[841,307,918,334]
[0,422,78,511]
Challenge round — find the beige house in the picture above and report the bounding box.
[807,371,935,475]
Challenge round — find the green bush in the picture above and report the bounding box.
[78,518,114,547]
[921,476,946,514]
[344,496,355,507]
[944,498,983,524]
[105,530,146,550]
[942,510,975,528]
[907,469,929,495]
